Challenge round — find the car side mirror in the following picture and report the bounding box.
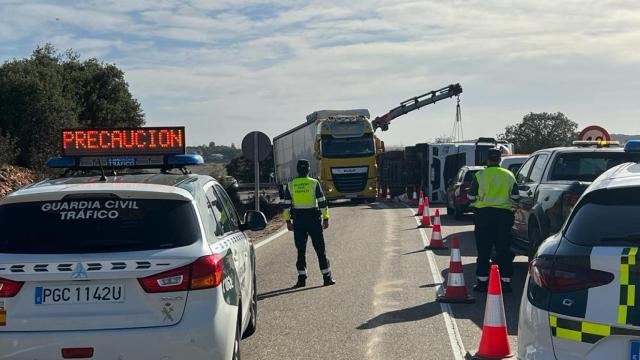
[241,210,267,231]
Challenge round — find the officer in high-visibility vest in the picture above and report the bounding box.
[282,159,335,288]
[467,148,519,293]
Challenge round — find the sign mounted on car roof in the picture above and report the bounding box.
[61,127,185,157]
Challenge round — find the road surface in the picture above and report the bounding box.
[244,201,528,360]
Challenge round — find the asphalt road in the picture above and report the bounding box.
[244,201,528,360]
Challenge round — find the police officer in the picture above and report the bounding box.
[282,159,336,288]
[468,148,519,293]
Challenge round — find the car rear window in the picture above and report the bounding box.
[565,187,640,246]
[549,152,640,181]
[0,198,200,254]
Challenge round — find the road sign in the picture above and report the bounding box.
[242,131,272,161]
[577,125,611,141]
[241,132,272,211]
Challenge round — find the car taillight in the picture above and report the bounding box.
[0,277,24,297]
[62,348,94,359]
[138,255,223,293]
[563,193,580,208]
[529,257,614,292]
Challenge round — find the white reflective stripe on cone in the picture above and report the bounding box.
[447,272,465,287]
[434,217,441,226]
[432,232,442,240]
[321,268,331,275]
[419,197,424,205]
[484,294,507,327]
[501,277,511,283]
[477,276,489,281]
[451,249,461,262]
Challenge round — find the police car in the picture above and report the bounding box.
[518,140,640,359]
[0,127,266,359]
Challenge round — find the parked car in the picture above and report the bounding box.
[446,165,484,219]
[518,140,640,359]
[500,154,529,174]
[511,141,640,259]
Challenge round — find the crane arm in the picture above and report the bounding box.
[372,83,463,131]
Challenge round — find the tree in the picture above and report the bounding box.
[500,112,578,154]
[0,132,18,165]
[226,155,274,183]
[0,44,144,169]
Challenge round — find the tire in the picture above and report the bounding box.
[528,224,542,262]
[242,273,257,339]
[232,311,242,360]
[365,198,376,204]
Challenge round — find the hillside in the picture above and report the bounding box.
[0,165,37,198]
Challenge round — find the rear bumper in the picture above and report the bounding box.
[0,290,238,360]
[324,179,377,200]
[517,278,556,360]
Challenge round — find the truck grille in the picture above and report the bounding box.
[332,172,368,193]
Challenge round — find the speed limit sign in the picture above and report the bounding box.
[577,126,611,141]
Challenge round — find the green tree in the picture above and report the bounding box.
[226,155,274,183]
[0,131,18,165]
[0,44,144,169]
[500,112,578,154]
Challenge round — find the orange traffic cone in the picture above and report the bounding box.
[415,194,425,216]
[386,187,392,202]
[424,223,447,249]
[471,264,514,359]
[419,197,433,228]
[433,208,442,226]
[437,236,474,304]
[411,190,418,206]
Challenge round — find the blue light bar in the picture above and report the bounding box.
[624,140,640,152]
[166,154,204,166]
[47,157,77,168]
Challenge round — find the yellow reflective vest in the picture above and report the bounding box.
[474,167,517,210]
[282,177,329,220]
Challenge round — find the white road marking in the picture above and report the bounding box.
[403,204,466,360]
[254,227,288,250]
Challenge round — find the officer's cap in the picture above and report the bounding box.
[488,148,502,161]
[297,159,310,168]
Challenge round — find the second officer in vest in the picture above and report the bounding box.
[468,148,519,293]
[283,159,336,288]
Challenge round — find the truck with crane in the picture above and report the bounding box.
[273,110,381,202]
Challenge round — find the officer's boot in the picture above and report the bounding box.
[293,275,306,288]
[323,274,336,286]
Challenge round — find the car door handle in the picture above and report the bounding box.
[527,191,533,196]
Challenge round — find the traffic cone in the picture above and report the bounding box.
[411,190,418,206]
[415,194,425,216]
[437,236,474,304]
[433,208,442,226]
[386,187,392,201]
[424,223,447,249]
[471,265,514,359]
[418,197,432,228]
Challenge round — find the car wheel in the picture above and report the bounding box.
[232,312,242,360]
[528,225,542,262]
[242,273,257,338]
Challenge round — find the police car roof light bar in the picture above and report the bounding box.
[46,154,204,170]
[624,140,640,152]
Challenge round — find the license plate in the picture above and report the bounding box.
[631,341,640,360]
[345,194,358,198]
[35,284,125,305]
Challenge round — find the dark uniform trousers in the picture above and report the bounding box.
[292,209,330,276]
[474,207,514,279]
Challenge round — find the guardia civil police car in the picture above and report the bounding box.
[518,140,640,359]
[0,127,266,359]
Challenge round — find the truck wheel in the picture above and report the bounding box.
[365,198,376,204]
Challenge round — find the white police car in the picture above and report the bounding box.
[518,140,640,359]
[0,127,265,359]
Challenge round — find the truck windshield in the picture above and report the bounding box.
[321,134,375,158]
[549,152,640,182]
[0,199,200,254]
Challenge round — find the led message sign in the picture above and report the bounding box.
[61,127,185,156]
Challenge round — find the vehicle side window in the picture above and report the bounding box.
[528,154,549,183]
[457,169,465,183]
[508,164,521,174]
[516,157,536,184]
[214,185,240,232]
[205,186,227,236]
[196,189,218,241]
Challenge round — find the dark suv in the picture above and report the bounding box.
[511,142,640,258]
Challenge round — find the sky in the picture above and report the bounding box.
[1,0,639,146]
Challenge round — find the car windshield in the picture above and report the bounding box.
[549,152,640,181]
[463,170,479,183]
[0,198,200,254]
[321,134,375,158]
[565,187,640,246]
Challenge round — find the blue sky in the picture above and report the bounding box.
[1,0,639,146]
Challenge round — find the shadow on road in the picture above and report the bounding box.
[257,285,325,301]
[356,301,444,330]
